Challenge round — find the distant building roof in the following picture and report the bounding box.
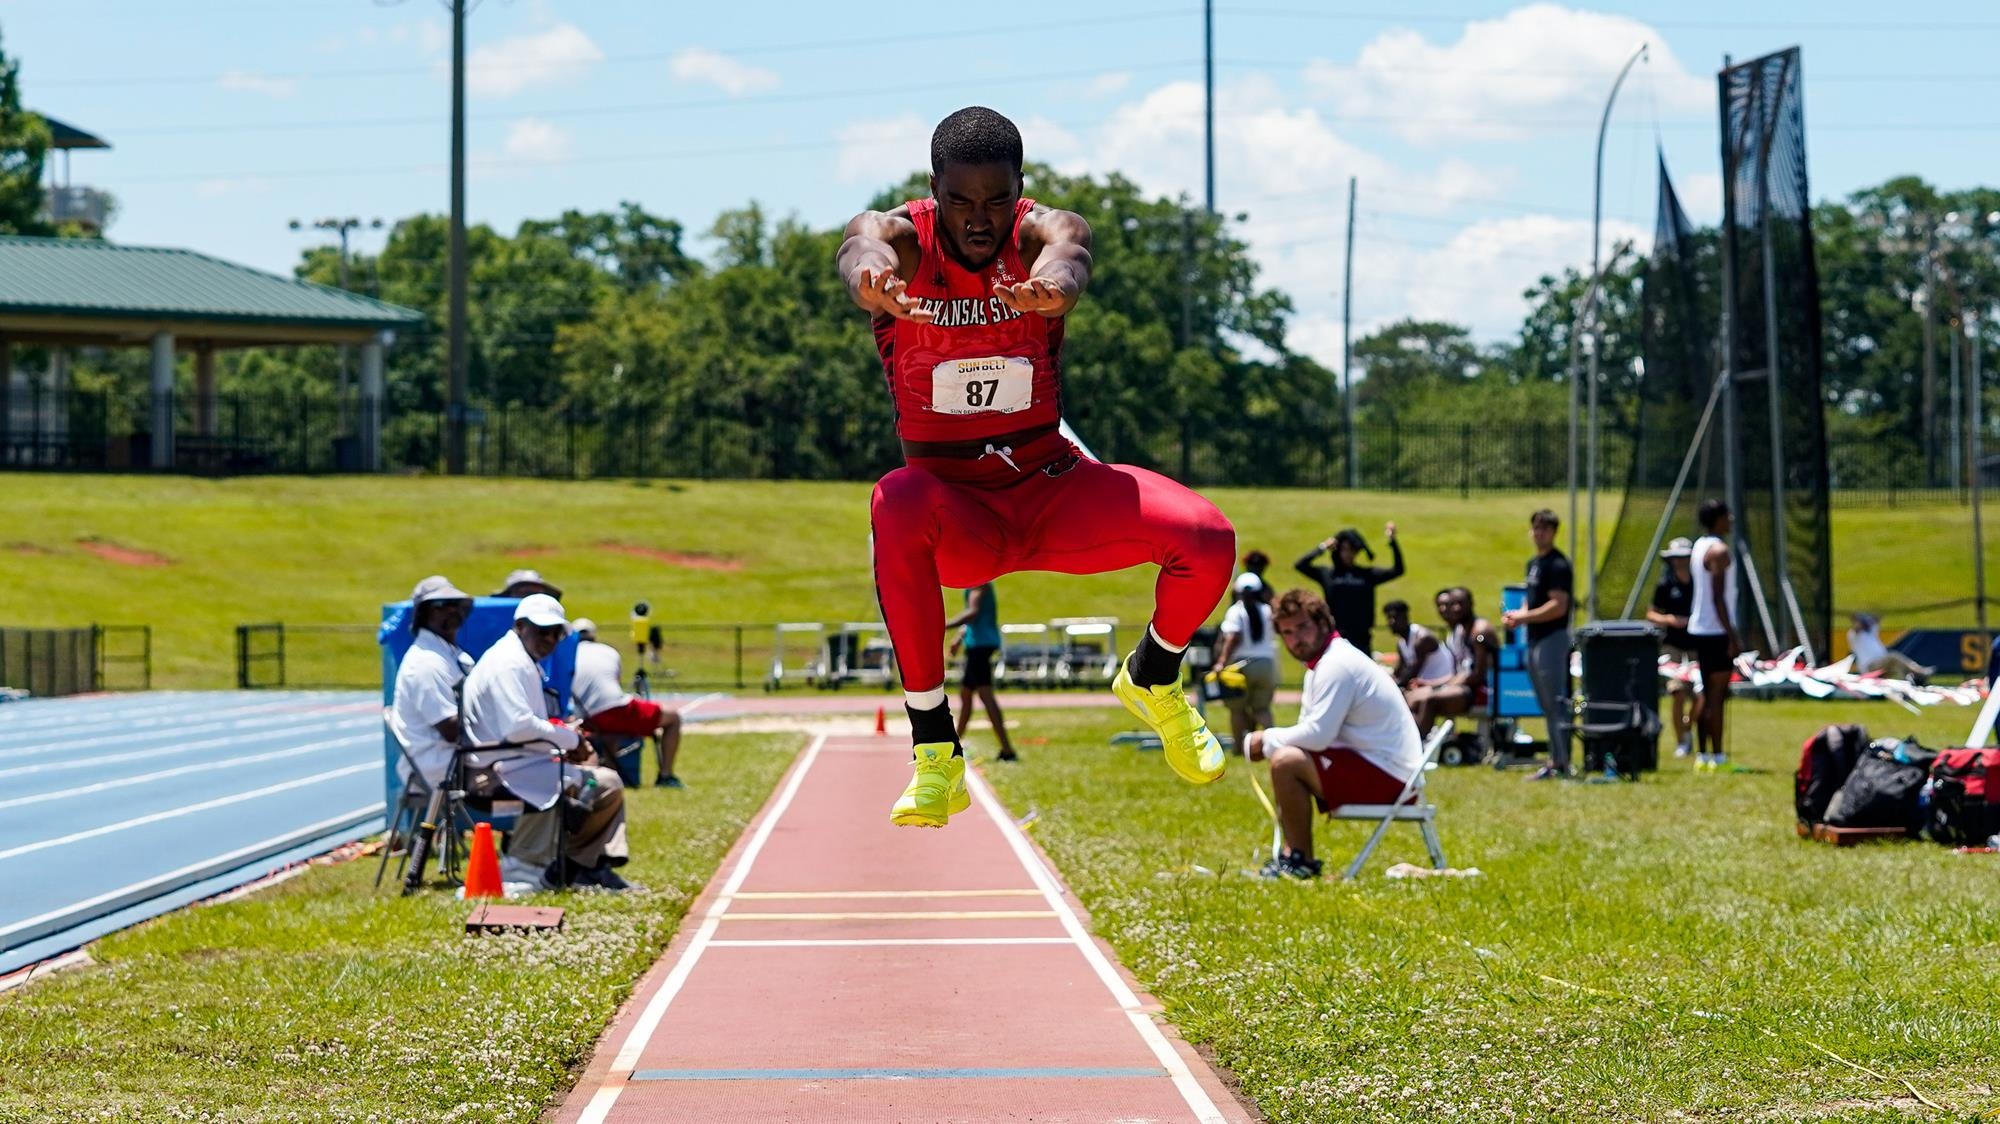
[40,115,110,151]
[0,236,423,335]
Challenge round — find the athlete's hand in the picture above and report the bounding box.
[1384,521,1397,543]
[1244,731,1266,762]
[855,267,934,323]
[992,277,1069,316]
[949,637,964,659]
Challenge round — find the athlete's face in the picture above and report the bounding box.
[931,161,1022,268]
[1384,606,1408,635]
[1436,593,1462,626]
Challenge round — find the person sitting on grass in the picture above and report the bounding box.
[572,618,684,788]
[1404,587,1498,737]
[1384,598,1451,693]
[1245,589,1426,880]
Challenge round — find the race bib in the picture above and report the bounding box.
[930,356,1033,416]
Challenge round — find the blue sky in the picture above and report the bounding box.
[5,0,1997,361]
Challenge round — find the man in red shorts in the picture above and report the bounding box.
[571,619,684,788]
[1245,589,1426,879]
[837,106,1235,827]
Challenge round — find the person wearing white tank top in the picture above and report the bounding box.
[1687,499,1740,771]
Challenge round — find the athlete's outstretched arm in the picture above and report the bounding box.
[998,207,1092,318]
[837,210,931,322]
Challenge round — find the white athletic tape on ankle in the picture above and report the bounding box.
[1148,624,1187,654]
[905,688,947,711]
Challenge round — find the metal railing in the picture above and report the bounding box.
[236,622,378,689]
[94,624,151,691]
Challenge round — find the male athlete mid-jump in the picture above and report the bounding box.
[837,106,1236,827]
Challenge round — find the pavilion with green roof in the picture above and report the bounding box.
[0,235,423,471]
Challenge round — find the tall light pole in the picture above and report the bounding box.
[1571,41,1647,614]
[1342,176,1357,489]
[1202,0,1215,214]
[447,0,470,474]
[289,216,384,428]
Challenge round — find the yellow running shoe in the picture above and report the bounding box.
[948,758,970,816]
[891,743,964,828]
[1111,661,1226,785]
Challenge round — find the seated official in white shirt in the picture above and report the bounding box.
[388,575,474,790]
[569,618,684,788]
[462,594,631,891]
[1245,588,1426,881]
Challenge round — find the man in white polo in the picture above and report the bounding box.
[388,575,473,791]
[1246,588,1425,880]
[571,618,684,788]
[462,593,631,890]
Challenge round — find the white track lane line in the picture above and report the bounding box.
[0,716,377,779]
[0,763,377,862]
[0,733,376,810]
[0,696,316,742]
[0,705,365,762]
[575,734,827,1124]
[966,765,1230,1124]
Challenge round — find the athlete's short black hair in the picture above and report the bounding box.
[930,107,1023,175]
[1697,498,1730,530]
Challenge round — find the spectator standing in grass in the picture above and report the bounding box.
[1246,589,1425,880]
[1294,523,1404,654]
[1241,550,1276,604]
[1501,509,1574,780]
[462,595,631,890]
[1405,587,1499,737]
[1212,573,1278,755]
[388,575,474,790]
[1384,599,1452,693]
[630,601,662,669]
[572,618,684,787]
[1646,537,1699,757]
[947,582,1018,761]
[1685,499,1739,773]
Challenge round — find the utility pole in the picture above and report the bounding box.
[1202,0,1215,214]
[1342,176,1357,489]
[446,0,469,475]
[1971,308,1988,650]
[1923,226,1938,485]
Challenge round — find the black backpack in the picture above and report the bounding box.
[1924,748,2000,845]
[1825,738,1937,832]
[1796,724,1867,826]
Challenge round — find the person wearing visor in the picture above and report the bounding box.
[462,594,631,890]
[1295,522,1405,654]
[389,575,474,791]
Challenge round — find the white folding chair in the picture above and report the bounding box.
[1326,719,1452,880]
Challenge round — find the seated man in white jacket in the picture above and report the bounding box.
[1245,588,1426,880]
[462,594,631,890]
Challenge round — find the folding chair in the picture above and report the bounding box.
[1326,719,1452,881]
[374,728,434,890]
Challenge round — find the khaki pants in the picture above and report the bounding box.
[508,764,628,869]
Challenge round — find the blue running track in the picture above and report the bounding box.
[0,690,383,975]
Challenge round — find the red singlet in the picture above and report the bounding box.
[872,197,1067,476]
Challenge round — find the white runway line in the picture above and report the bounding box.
[575,734,828,1124]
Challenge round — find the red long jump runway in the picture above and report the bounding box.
[557,734,1256,1124]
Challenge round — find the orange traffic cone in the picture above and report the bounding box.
[875,706,887,735]
[463,822,503,899]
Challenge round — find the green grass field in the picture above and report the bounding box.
[1,475,1991,690]
[0,731,800,1124]
[973,700,2000,1123]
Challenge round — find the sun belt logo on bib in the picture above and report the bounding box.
[932,356,1033,415]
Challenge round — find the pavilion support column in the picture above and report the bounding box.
[194,343,217,436]
[0,334,12,463]
[359,336,384,472]
[150,330,175,470]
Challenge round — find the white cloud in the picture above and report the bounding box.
[835,113,931,184]
[503,118,573,163]
[1086,71,1133,98]
[669,48,779,96]
[217,70,296,98]
[466,23,603,98]
[1305,3,1708,144]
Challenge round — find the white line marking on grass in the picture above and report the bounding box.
[0,733,375,810]
[575,734,827,1124]
[0,763,377,862]
[966,765,1230,1124]
[708,937,1074,948]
